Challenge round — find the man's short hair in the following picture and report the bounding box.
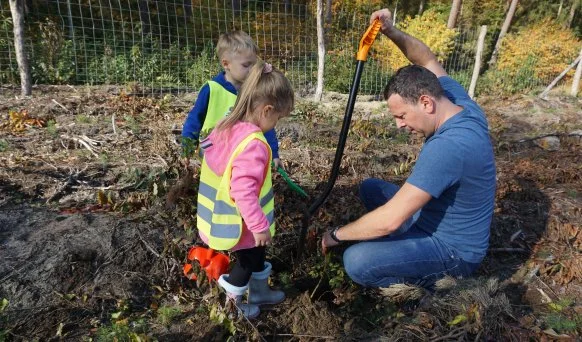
[216,30,259,60]
[383,65,445,103]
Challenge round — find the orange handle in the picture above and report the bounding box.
[356,19,382,61]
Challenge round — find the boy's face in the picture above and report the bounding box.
[222,49,257,87]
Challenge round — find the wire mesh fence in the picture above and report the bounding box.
[0,0,574,97]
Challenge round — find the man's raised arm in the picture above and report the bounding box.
[371,9,447,77]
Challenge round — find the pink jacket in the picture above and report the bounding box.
[199,121,271,251]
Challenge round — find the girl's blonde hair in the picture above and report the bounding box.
[216,60,294,132]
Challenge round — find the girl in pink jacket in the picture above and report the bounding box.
[197,60,294,318]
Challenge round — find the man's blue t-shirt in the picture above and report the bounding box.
[406,76,496,263]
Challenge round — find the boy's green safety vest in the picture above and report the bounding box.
[199,81,237,140]
[197,132,275,250]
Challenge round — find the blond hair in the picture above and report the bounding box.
[215,60,294,132]
[216,30,258,60]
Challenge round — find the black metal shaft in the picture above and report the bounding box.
[296,60,366,259]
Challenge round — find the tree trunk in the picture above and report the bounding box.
[571,46,582,96]
[65,0,74,40]
[447,0,462,29]
[314,0,325,101]
[231,0,242,15]
[183,0,192,21]
[469,25,487,98]
[558,0,564,17]
[138,0,150,36]
[9,0,31,96]
[418,0,425,16]
[326,0,332,23]
[489,0,519,67]
[566,0,579,28]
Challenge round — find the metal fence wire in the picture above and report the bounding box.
[0,0,568,96]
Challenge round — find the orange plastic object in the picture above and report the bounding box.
[356,19,382,61]
[205,253,230,281]
[184,246,230,282]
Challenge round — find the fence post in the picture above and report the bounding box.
[571,46,582,97]
[314,0,325,101]
[469,25,487,98]
[539,54,582,99]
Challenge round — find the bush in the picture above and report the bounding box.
[496,18,580,84]
[185,44,220,90]
[372,9,458,72]
[478,55,539,95]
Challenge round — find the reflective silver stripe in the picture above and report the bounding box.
[214,200,238,215]
[199,202,240,238]
[197,202,213,222]
[198,182,217,200]
[210,223,240,239]
[265,209,274,224]
[260,189,274,207]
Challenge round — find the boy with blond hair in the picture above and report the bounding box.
[182,30,283,168]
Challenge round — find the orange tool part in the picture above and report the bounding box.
[356,19,381,61]
[183,246,230,282]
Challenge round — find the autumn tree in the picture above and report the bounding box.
[8,0,31,96]
[489,0,519,67]
[447,0,462,28]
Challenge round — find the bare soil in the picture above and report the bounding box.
[0,85,581,341]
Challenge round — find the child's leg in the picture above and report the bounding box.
[217,247,265,319]
[246,251,286,305]
[227,246,266,286]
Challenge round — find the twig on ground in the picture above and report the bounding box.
[489,248,528,253]
[111,114,117,134]
[510,229,523,242]
[524,265,541,284]
[430,326,466,342]
[237,307,267,342]
[60,134,103,157]
[137,233,161,258]
[266,334,336,339]
[52,99,70,112]
[46,166,88,204]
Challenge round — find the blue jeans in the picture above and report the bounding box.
[342,178,480,289]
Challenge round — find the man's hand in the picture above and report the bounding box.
[272,158,284,170]
[370,9,395,36]
[253,230,272,247]
[321,230,340,255]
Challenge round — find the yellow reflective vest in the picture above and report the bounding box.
[199,81,237,141]
[197,132,275,250]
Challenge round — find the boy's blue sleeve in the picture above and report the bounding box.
[182,84,210,141]
[264,129,279,159]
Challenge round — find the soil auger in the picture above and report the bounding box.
[296,19,382,259]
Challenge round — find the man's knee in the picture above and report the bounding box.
[342,244,370,285]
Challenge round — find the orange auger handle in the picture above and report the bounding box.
[356,19,382,61]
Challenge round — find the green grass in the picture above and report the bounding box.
[0,139,9,152]
[156,306,182,326]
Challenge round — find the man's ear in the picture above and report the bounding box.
[419,95,435,113]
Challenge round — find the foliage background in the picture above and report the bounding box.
[0,0,581,96]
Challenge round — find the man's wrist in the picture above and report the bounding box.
[330,226,342,243]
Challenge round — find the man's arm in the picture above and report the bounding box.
[322,182,432,248]
[370,9,447,78]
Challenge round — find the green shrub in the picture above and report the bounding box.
[185,44,220,90]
